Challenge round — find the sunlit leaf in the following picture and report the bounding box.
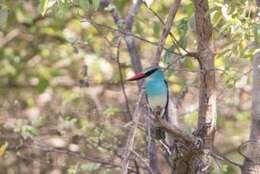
[22,125,38,138]
[39,0,49,16]
[184,58,194,70]
[143,0,154,7]
[81,163,101,172]
[0,142,8,157]
[103,106,120,117]
[184,3,193,17]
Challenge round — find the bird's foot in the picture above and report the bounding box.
[192,122,212,137]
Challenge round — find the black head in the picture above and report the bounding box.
[127,66,160,81]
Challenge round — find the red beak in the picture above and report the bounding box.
[127,72,145,81]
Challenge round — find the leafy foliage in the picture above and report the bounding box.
[0,0,258,173]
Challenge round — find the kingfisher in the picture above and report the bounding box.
[127,66,169,139]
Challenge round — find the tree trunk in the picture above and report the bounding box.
[242,52,260,174]
[242,0,260,173]
[169,0,216,173]
[192,0,216,172]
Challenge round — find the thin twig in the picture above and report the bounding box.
[144,4,194,56]
[116,40,132,120]
[131,150,155,174]
[122,91,145,174]
[211,148,242,168]
[81,18,183,57]
[153,0,182,65]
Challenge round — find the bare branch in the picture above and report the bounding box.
[144,4,198,58]
[155,111,196,145]
[81,18,184,57]
[211,148,242,168]
[100,0,143,88]
[116,40,132,120]
[153,0,182,65]
[122,91,145,174]
[131,150,155,174]
[125,0,143,31]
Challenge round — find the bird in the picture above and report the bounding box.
[127,66,169,139]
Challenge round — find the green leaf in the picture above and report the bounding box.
[184,3,193,17]
[153,21,160,37]
[22,125,38,137]
[104,3,116,12]
[55,1,70,17]
[37,78,49,93]
[92,0,100,10]
[0,8,8,27]
[163,45,178,65]
[177,18,188,37]
[253,24,260,44]
[103,106,120,117]
[184,58,194,70]
[39,0,49,16]
[81,163,101,172]
[78,0,90,9]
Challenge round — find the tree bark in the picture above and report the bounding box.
[160,1,216,173]
[192,0,216,173]
[242,0,260,173]
[242,52,260,174]
[256,0,260,6]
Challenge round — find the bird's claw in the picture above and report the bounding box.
[193,137,203,149]
[192,122,212,137]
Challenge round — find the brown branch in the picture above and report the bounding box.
[0,29,20,47]
[153,0,182,65]
[14,138,124,170]
[192,0,216,149]
[131,150,155,174]
[122,91,145,174]
[155,112,196,145]
[125,0,143,31]
[211,147,242,168]
[144,4,198,58]
[116,40,132,120]
[81,18,184,57]
[100,0,143,88]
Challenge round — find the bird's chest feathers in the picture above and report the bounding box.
[145,78,167,110]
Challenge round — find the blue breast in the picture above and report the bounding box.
[145,70,168,110]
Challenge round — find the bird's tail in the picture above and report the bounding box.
[154,108,168,140]
[154,126,165,140]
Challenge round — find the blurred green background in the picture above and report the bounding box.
[0,0,258,173]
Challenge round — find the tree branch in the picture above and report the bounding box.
[153,0,182,65]
[122,91,145,174]
[100,0,143,88]
[155,111,196,145]
[116,40,132,120]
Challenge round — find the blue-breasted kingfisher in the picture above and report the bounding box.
[127,66,169,139]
